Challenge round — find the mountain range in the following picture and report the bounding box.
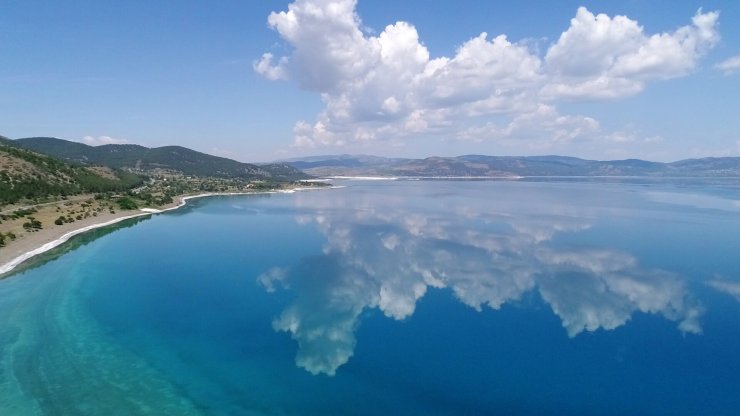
[10,137,308,181]
[281,154,740,178]
[5,134,740,186]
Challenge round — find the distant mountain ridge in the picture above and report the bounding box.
[281,154,410,170]
[11,137,308,181]
[282,154,740,178]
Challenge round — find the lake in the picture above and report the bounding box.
[1,179,740,415]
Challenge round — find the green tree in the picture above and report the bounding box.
[116,197,138,210]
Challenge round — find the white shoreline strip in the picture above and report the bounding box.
[327,175,524,180]
[0,186,338,277]
[328,176,399,180]
[0,212,153,275]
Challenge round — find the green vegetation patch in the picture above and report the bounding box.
[116,197,138,210]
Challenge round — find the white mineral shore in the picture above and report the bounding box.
[0,186,336,277]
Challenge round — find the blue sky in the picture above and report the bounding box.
[1,0,738,162]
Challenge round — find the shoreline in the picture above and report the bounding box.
[326,175,524,180]
[0,186,334,277]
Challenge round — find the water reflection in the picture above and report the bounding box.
[259,185,703,376]
[709,278,740,301]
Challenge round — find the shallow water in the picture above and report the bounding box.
[1,179,740,415]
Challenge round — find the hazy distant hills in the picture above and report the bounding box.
[7,134,739,183]
[0,135,143,205]
[11,137,309,181]
[282,154,740,178]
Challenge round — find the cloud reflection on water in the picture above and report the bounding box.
[259,187,703,375]
[708,278,740,301]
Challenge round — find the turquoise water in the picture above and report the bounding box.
[2,179,740,415]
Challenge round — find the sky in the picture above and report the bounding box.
[1,0,739,163]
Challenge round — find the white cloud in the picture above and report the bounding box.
[262,0,379,92]
[545,9,645,78]
[80,135,129,146]
[257,1,719,150]
[715,55,740,75]
[543,7,719,100]
[253,53,289,80]
[457,105,600,146]
[602,131,664,145]
[421,33,542,107]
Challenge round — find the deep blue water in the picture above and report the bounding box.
[2,179,740,415]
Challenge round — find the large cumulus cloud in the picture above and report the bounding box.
[255,0,719,149]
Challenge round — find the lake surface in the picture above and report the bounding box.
[1,179,740,415]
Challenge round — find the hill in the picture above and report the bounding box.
[282,154,740,178]
[0,136,143,206]
[11,137,308,181]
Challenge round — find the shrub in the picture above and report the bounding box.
[22,216,42,230]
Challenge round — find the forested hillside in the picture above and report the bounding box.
[0,137,143,206]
